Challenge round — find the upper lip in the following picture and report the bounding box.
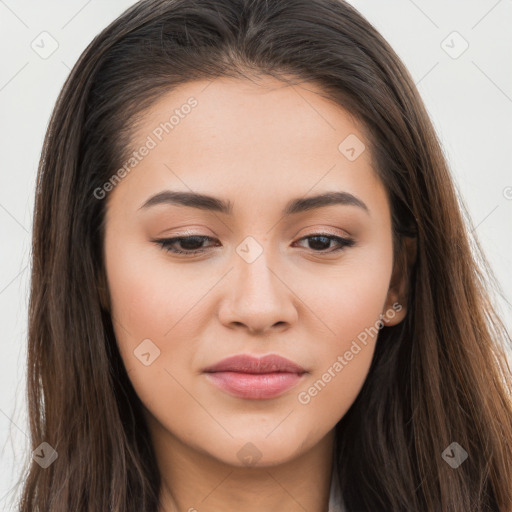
[203,354,306,374]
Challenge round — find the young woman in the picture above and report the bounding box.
[18,0,512,510]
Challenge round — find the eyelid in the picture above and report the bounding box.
[295,225,351,238]
[152,230,356,256]
[167,225,352,241]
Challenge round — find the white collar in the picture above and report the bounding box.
[328,458,345,512]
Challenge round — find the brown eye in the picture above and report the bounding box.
[155,235,218,255]
[294,234,355,253]
[153,233,355,257]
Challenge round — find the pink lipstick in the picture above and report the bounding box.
[203,354,306,400]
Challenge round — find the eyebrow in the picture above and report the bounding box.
[139,190,370,216]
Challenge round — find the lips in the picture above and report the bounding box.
[203,354,306,374]
[203,354,307,400]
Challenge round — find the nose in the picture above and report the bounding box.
[217,248,298,336]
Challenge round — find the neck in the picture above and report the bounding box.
[147,414,336,512]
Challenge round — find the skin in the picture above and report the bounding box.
[103,76,410,512]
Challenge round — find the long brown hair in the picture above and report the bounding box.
[17,0,512,510]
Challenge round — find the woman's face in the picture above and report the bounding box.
[103,76,407,467]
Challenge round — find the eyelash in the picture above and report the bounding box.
[154,233,356,256]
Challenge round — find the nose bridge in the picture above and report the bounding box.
[219,234,296,333]
[233,235,282,305]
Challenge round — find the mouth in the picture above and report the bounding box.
[203,353,307,400]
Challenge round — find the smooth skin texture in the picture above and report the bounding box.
[103,76,409,512]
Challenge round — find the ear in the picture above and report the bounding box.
[97,266,111,313]
[381,235,417,327]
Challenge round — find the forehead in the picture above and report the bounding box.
[107,76,388,220]
[134,75,367,164]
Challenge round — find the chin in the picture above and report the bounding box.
[200,431,313,468]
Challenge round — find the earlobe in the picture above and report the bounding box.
[381,235,417,327]
[381,296,407,326]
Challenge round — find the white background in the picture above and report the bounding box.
[0,0,511,509]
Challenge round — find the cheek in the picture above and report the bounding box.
[295,274,390,413]
[104,240,205,428]
[290,247,393,415]
[292,241,393,348]
[105,231,208,337]
[104,231,233,411]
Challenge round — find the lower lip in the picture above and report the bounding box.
[204,371,304,399]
